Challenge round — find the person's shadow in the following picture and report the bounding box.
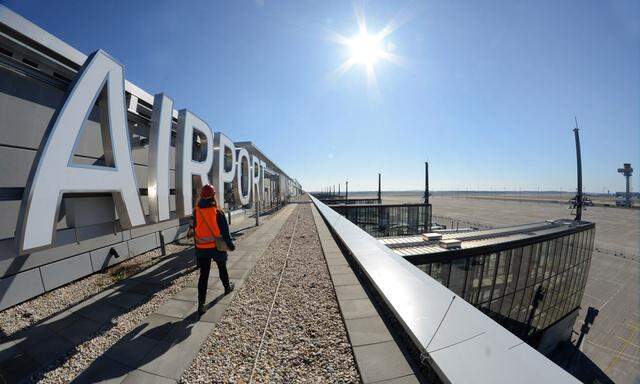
[70,289,230,383]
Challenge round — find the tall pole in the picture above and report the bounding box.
[345,181,349,203]
[338,183,341,196]
[573,118,583,221]
[424,162,429,205]
[424,161,430,232]
[378,173,382,203]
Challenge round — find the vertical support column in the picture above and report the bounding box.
[378,173,382,203]
[424,161,429,206]
[345,181,349,203]
[425,161,430,232]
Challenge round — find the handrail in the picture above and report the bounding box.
[311,196,579,384]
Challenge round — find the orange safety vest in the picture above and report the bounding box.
[194,206,221,249]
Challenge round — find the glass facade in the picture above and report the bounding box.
[417,227,595,341]
[330,203,431,237]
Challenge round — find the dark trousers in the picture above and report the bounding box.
[196,250,230,304]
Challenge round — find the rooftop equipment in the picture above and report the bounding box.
[421,233,442,241]
[438,238,461,249]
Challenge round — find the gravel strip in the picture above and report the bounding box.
[0,241,190,339]
[181,207,301,383]
[250,203,359,383]
[181,202,360,383]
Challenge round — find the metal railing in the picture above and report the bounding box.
[319,197,381,205]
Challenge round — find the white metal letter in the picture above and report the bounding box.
[212,133,236,209]
[235,148,251,206]
[148,93,173,222]
[251,155,261,203]
[176,109,213,217]
[17,50,145,253]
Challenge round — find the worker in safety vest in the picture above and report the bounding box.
[187,184,235,317]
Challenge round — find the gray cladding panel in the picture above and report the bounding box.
[0,201,20,240]
[161,224,188,243]
[40,252,93,290]
[128,233,158,256]
[0,222,123,278]
[0,268,45,310]
[0,145,36,188]
[130,219,179,238]
[0,68,63,149]
[90,241,130,271]
[65,196,116,228]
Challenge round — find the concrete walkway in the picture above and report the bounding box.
[0,204,294,384]
[71,204,296,383]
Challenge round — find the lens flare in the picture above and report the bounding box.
[326,4,409,96]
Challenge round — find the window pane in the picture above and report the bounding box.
[430,262,444,285]
[528,243,541,287]
[449,258,467,296]
[441,261,451,287]
[479,253,497,304]
[490,251,510,302]
[504,248,522,296]
[500,293,515,319]
[516,246,532,292]
[465,255,485,304]
[536,241,549,284]
[542,239,556,281]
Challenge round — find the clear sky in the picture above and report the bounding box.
[6,0,639,193]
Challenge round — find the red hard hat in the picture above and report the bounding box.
[200,184,215,199]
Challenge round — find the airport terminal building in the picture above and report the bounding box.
[381,220,595,354]
[0,6,301,310]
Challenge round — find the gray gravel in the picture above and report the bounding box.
[181,202,360,383]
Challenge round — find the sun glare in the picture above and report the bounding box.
[348,33,383,66]
[327,5,408,95]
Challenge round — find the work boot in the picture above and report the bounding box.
[224,282,235,295]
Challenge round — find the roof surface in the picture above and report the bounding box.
[380,220,593,257]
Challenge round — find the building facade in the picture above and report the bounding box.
[0,6,301,310]
[380,220,595,354]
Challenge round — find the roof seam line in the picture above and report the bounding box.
[425,294,455,350]
[427,331,487,354]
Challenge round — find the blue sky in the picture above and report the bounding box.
[6,0,639,193]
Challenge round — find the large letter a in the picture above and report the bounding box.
[16,50,145,254]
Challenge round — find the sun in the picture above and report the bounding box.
[348,33,384,66]
[326,5,406,95]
